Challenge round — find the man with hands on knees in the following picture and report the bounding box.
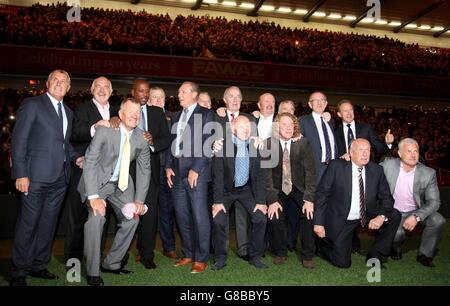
[78,98,150,286]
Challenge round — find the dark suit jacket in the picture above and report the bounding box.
[334,121,390,158]
[11,93,78,183]
[299,113,336,181]
[213,138,267,206]
[145,105,170,184]
[314,159,394,241]
[159,110,175,168]
[166,104,214,181]
[265,137,316,205]
[70,99,119,155]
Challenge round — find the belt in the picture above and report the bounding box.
[322,160,330,165]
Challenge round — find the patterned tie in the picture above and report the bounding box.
[321,116,332,162]
[347,124,354,152]
[177,108,189,155]
[358,167,367,227]
[234,142,249,187]
[139,107,146,131]
[118,131,131,192]
[282,141,292,195]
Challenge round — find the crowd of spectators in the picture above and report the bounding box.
[1,86,448,194]
[1,3,449,76]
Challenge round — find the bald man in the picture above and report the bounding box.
[212,115,268,270]
[314,139,401,268]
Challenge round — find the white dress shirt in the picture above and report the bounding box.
[312,112,335,162]
[347,162,365,220]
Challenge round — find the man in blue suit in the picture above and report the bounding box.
[10,69,83,286]
[166,81,215,274]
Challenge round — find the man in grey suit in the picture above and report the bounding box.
[78,98,151,286]
[381,138,445,267]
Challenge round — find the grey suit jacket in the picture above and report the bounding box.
[380,158,440,220]
[78,126,151,203]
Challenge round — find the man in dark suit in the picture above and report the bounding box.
[299,91,337,183]
[149,86,179,260]
[10,69,82,286]
[266,113,317,268]
[314,138,401,268]
[212,115,268,270]
[131,80,170,269]
[334,99,394,254]
[166,81,214,273]
[65,76,119,262]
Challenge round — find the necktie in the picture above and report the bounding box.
[282,141,292,195]
[321,116,332,162]
[347,124,354,152]
[230,112,235,122]
[118,131,131,192]
[358,167,367,227]
[234,142,249,187]
[139,107,146,131]
[176,109,189,156]
[57,102,64,137]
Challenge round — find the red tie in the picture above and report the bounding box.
[230,112,235,122]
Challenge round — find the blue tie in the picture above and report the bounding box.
[139,107,146,131]
[321,116,332,162]
[234,142,249,187]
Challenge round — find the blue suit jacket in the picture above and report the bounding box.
[11,93,78,183]
[166,104,214,182]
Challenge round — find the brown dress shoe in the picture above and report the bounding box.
[302,259,315,269]
[191,262,208,273]
[174,258,193,267]
[273,256,287,265]
[164,251,180,260]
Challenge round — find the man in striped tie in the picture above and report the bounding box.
[313,138,401,268]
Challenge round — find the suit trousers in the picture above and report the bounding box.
[158,166,177,253]
[268,192,315,260]
[11,169,67,278]
[393,210,446,258]
[212,185,267,264]
[84,182,139,276]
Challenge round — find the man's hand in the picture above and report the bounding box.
[252,110,261,119]
[212,204,226,218]
[76,156,84,169]
[212,138,224,153]
[143,131,154,145]
[166,168,175,188]
[89,198,107,217]
[403,215,418,231]
[368,215,385,230]
[292,134,303,142]
[16,177,30,194]
[253,204,267,215]
[134,201,146,215]
[216,107,227,117]
[109,116,121,129]
[250,136,264,150]
[188,169,199,189]
[314,225,326,238]
[340,153,351,161]
[268,202,282,220]
[385,129,394,144]
[302,201,314,220]
[94,119,111,129]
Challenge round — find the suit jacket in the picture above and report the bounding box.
[11,93,78,183]
[71,99,119,155]
[145,105,170,184]
[78,126,151,203]
[380,158,441,220]
[166,104,214,181]
[213,138,267,205]
[265,137,316,205]
[159,110,175,167]
[335,121,389,158]
[299,113,336,181]
[314,159,394,241]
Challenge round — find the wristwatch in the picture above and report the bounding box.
[413,214,421,222]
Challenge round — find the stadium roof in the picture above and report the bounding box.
[123,0,450,37]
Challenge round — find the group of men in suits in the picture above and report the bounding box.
[9,71,445,285]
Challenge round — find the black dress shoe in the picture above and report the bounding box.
[101,266,133,275]
[87,276,104,286]
[238,254,250,261]
[143,259,157,269]
[390,249,402,261]
[212,262,227,271]
[10,276,27,286]
[417,254,434,267]
[29,269,59,280]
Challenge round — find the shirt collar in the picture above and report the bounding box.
[47,92,63,106]
[92,98,109,110]
[400,161,416,174]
